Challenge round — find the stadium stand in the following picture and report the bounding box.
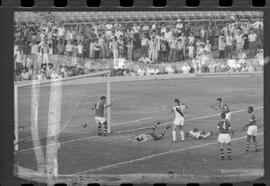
[14,11,263,80]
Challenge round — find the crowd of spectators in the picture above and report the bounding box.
[14,12,264,81]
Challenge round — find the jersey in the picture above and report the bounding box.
[248,112,257,126]
[188,129,201,138]
[94,102,105,117]
[217,102,230,114]
[217,120,231,134]
[172,104,186,119]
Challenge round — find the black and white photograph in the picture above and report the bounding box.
[13,11,264,185]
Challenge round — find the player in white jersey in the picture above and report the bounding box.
[169,99,188,142]
[186,128,214,139]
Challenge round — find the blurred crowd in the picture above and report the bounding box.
[14,12,264,81]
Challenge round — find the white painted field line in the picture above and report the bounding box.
[112,117,152,126]
[19,117,152,132]
[73,132,263,175]
[17,106,263,153]
[18,118,151,152]
[117,106,263,134]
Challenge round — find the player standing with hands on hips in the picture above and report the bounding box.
[169,99,188,142]
[92,96,112,136]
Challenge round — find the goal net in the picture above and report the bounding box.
[14,71,111,179]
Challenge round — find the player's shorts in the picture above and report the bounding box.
[95,117,106,124]
[218,133,231,143]
[147,132,160,141]
[174,117,184,126]
[225,112,231,121]
[247,125,257,136]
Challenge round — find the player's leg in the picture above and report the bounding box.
[246,127,252,152]
[225,113,231,122]
[95,117,103,136]
[226,142,232,160]
[219,142,225,160]
[172,124,178,142]
[157,125,171,139]
[251,126,259,151]
[252,135,259,151]
[152,121,161,131]
[179,118,185,141]
[102,119,108,136]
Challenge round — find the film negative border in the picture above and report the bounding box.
[1,1,270,186]
[0,0,268,7]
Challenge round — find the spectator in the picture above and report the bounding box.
[218,34,226,58]
[127,40,134,61]
[21,68,30,80]
[177,38,184,61]
[248,29,257,58]
[169,35,177,62]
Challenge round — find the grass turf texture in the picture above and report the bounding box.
[14,74,263,184]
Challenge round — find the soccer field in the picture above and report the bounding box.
[14,73,264,184]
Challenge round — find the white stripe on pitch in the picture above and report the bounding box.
[112,117,152,126]
[16,106,263,153]
[73,132,263,175]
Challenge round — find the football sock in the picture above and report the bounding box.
[220,148,224,159]
[180,130,184,141]
[172,131,176,141]
[246,141,250,151]
[227,147,231,157]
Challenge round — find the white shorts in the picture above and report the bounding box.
[95,117,106,124]
[218,133,231,143]
[174,117,184,126]
[247,125,257,136]
[225,112,231,121]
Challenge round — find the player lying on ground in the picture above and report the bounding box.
[168,99,188,142]
[212,98,231,122]
[128,122,171,142]
[217,112,233,160]
[92,96,112,136]
[185,128,214,139]
[242,106,259,152]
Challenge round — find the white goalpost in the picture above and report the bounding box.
[14,70,111,181]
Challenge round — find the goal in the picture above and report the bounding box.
[14,70,111,178]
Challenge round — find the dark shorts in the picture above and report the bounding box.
[147,132,161,141]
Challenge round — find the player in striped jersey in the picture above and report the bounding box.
[169,99,188,142]
[243,106,259,152]
[129,122,171,142]
[92,96,112,136]
[217,112,232,160]
[214,98,231,122]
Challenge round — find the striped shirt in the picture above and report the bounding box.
[94,102,105,117]
[218,102,230,114]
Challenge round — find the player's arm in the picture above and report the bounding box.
[215,124,220,135]
[105,103,113,108]
[228,123,233,135]
[91,103,96,110]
